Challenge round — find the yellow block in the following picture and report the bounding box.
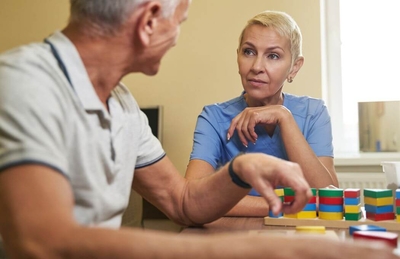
[284,211,317,219]
[296,226,326,234]
[319,211,343,220]
[344,204,361,213]
[397,215,400,222]
[364,196,393,206]
[274,188,284,197]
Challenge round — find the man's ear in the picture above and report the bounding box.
[135,2,162,46]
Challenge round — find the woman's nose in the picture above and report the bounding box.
[250,56,264,73]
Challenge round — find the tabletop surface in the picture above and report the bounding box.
[180,216,392,242]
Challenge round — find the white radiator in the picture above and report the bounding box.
[337,172,388,205]
[337,172,387,189]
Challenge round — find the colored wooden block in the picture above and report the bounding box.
[319,196,343,205]
[344,188,360,198]
[396,189,400,199]
[364,196,393,206]
[319,204,343,213]
[284,211,317,219]
[366,212,395,221]
[308,196,317,204]
[284,196,294,203]
[364,204,394,214]
[344,197,360,205]
[310,188,317,196]
[363,189,393,198]
[396,199,400,207]
[353,231,398,248]
[268,210,283,218]
[284,187,295,196]
[318,211,343,220]
[344,204,362,213]
[345,212,362,221]
[283,187,316,197]
[283,213,297,219]
[397,215,400,222]
[302,203,317,211]
[274,188,284,196]
[284,195,315,203]
[349,224,386,236]
[296,211,317,219]
[318,188,343,197]
[296,226,326,234]
[397,206,400,215]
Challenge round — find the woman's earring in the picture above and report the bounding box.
[287,77,293,83]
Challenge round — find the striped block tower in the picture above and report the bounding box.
[268,188,284,218]
[396,189,400,222]
[344,188,362,221]
[283,187,317,219]
[318,188,344,220]
[363,189,395,221]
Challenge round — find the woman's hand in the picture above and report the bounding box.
[227,105,292,147]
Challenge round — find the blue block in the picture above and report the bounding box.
[364,204,394,214]
[319,203,343,212]
[248,189,260,196]
[344,197,360,205]
[396,189,400,199]
[302,203,317,211]
[268,210,283,218]
[349,224,386,236]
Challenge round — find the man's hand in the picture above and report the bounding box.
[231,153,312,215]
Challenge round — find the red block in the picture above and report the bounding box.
[319,196,343,205]
[396,199,400,207]
[285,196,316,204]
[284,196,294,203]
[366,212,395,221]
[344,188,360,198]
[308,196,317,204]
[353,231,398,248]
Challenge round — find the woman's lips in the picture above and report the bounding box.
[248,79,267,87]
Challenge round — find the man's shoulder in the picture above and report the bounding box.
[0,42,50,65]
[0,42,59,82]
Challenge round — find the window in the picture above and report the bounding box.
[321,0,400,157]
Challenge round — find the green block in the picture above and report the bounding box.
[318,188,344,197]
[345,212,362,221]
[284,187,317,196]
[284,187,294,196]
[396,206,400,214]
[311,188,317,196]
[363,189,393,198]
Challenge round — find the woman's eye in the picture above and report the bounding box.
[243,48,255,56]
[268,53,279,59]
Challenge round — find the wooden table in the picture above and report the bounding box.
[180,216,395,242]
[181,217,268,234]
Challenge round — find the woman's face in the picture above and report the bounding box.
[237,24,293,105]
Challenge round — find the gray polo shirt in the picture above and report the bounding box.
[0,31,165,228]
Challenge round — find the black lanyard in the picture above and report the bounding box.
[44,39,73,88]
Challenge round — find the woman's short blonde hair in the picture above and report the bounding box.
[238,10,303,66]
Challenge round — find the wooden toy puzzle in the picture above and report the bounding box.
[264,188,400,231]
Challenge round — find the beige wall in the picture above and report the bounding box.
[0,0,321,175]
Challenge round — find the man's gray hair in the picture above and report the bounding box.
[69,0,180,35]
